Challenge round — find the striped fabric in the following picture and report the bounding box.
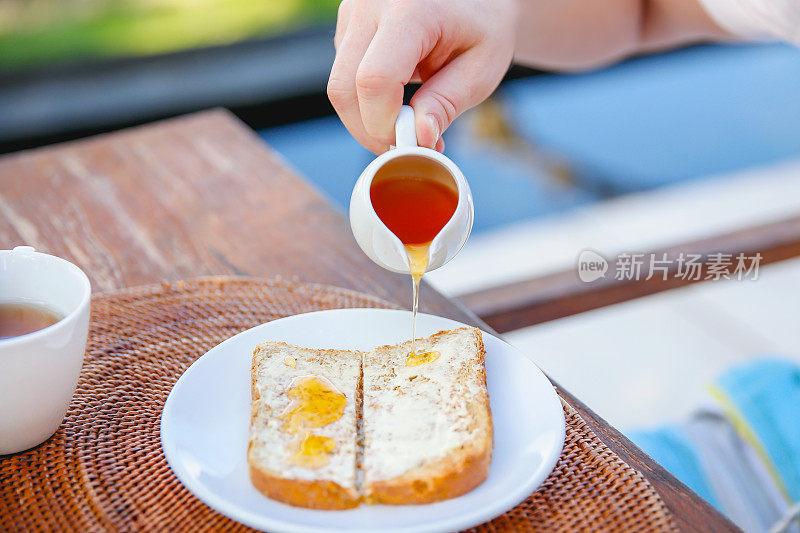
[629,359,800,532]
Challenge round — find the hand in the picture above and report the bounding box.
[327,0,517,154]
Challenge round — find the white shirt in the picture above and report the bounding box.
[698,0,800,44]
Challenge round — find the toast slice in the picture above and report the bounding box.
[362,327,493,504]
[248,342,362,509]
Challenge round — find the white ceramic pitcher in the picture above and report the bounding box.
[350,105,474,274]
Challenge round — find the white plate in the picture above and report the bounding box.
[161,309,565,533]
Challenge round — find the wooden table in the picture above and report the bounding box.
[0,110,738,532]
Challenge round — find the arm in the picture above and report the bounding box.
[514,0,732,71]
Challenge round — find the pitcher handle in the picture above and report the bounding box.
[394,105,418,148]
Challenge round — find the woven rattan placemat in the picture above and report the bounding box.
[0,277,676,532]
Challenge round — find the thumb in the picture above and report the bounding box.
[410,50,502,149]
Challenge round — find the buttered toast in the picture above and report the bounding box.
[363,327,492,504]
[248,342,361,509]
[247,327,492,508]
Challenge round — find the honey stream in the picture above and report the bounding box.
[405,243,441,366]
[369,172,457,366]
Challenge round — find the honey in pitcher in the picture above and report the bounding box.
[369,174,458,246]
[369,158,458,361]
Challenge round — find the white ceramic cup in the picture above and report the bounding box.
[350,105,474,274]
[0,246,91,454]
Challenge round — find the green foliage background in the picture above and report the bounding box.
[0,0,340,70]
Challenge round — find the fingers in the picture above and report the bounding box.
[328,16,387,154]
[333,0,352,50]
[410,49,508,149]
[356,20,431,145]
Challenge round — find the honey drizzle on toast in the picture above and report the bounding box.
[280,375,346,467]
[405,350,440,366]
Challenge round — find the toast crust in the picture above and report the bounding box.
[248,462,361,509]
[365,443,491,504]
[369,326,479,354]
